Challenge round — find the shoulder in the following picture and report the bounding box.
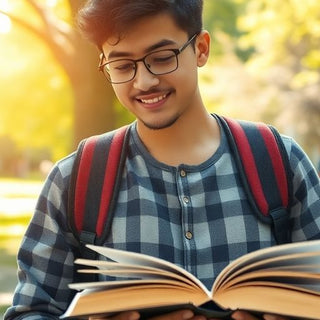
[280,134,302,158]
[280,134,320,192]
[49,152,76,183]
[43,123,133,193]
[280,134,315,172]
[39,152,76,202]
[55,152,76,178]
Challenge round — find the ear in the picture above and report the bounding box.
[196,30,210,67]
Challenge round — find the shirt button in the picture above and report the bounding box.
[180,170,186,177]
[185,231,193,240]
[183,196,190,204]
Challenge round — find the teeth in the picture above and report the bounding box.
[141,94,167,104]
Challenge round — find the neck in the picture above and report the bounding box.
[136,107,220,166]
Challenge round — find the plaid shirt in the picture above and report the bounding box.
[5,120,320,319]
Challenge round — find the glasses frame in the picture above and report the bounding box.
[98,33,198,84]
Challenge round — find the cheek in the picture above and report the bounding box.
[112,85,129,106]
[173,62,199,92]
[175,55,198,84]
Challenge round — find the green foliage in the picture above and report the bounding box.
[204,0,240,36]
[203,0,253,60]
[236,0,320,155]
[200,0,320,161]
[237,0,320,71]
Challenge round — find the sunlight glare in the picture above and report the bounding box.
[46,0,58,7]
[0,13,11,34]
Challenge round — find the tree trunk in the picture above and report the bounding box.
[66,0,117,144]
[3,0,119,146]
[68,40,117,144]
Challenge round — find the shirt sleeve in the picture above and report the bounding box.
[4,154,81,320]
[283,136,320,241]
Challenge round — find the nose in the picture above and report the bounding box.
[133,61,160,91]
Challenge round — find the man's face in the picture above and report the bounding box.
[101,13,209,131]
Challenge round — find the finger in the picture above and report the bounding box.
[263,315,289,320]
[232,310,260,320]
[89,311,140,320]
[231,311,289,320]
[150,309,196,320]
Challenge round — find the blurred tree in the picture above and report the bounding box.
[203,0,252,60]
[237,0,320,154]
[201,0,320,160]
[1,0,125,146]
[0,136,18,176]
[1,0,319,165]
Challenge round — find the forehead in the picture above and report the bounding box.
[102,13,187,58]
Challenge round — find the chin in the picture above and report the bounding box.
[141,115,179,130]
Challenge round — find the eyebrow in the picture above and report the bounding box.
[107,39,177,60]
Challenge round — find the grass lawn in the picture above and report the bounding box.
[0,178,43,318]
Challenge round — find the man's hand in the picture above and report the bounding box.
[89,310,289,320]
[232,310,289,320]
[89,309,206,320]
[150,309,207,320]
[89,310,140,320]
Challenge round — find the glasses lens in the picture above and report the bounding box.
[145,50,178,75]
[104,60,136,83]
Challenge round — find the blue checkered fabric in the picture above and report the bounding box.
[5,121,320,319]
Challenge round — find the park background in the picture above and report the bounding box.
[0,0,319,317]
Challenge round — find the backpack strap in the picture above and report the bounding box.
[217,115,292,244]
[68,116,292,252]
[68,125,130,257]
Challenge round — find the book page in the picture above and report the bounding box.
[213,240,320,293]
[267,264,320,272]
[213,283,320,320]
[86,244,185,271]
[75,258,146,269]
[86,244,209,295]
[214,250,320,291]
[69,278,199,291]
[75,259,184,275]
[77,268,200,289]
[63,283,212,319]
[220,269,320,292]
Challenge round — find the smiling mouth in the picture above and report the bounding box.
[139,93,168,104]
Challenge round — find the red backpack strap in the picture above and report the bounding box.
[217,115,292,244]
[68,125,130,249]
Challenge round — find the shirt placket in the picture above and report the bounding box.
[176,166,197,275]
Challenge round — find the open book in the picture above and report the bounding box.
[61,240,320,319]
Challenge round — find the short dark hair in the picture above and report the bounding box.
[77,0,203,49]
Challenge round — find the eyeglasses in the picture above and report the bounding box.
[98,34,198,84]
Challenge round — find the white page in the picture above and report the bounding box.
[213,240,320,293]
[77,268,200,288]
[86,244,210,294]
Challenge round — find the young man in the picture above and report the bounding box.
[5,1,320,320]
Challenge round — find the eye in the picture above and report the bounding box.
[149,51,176,64]
[108,60,135,73]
